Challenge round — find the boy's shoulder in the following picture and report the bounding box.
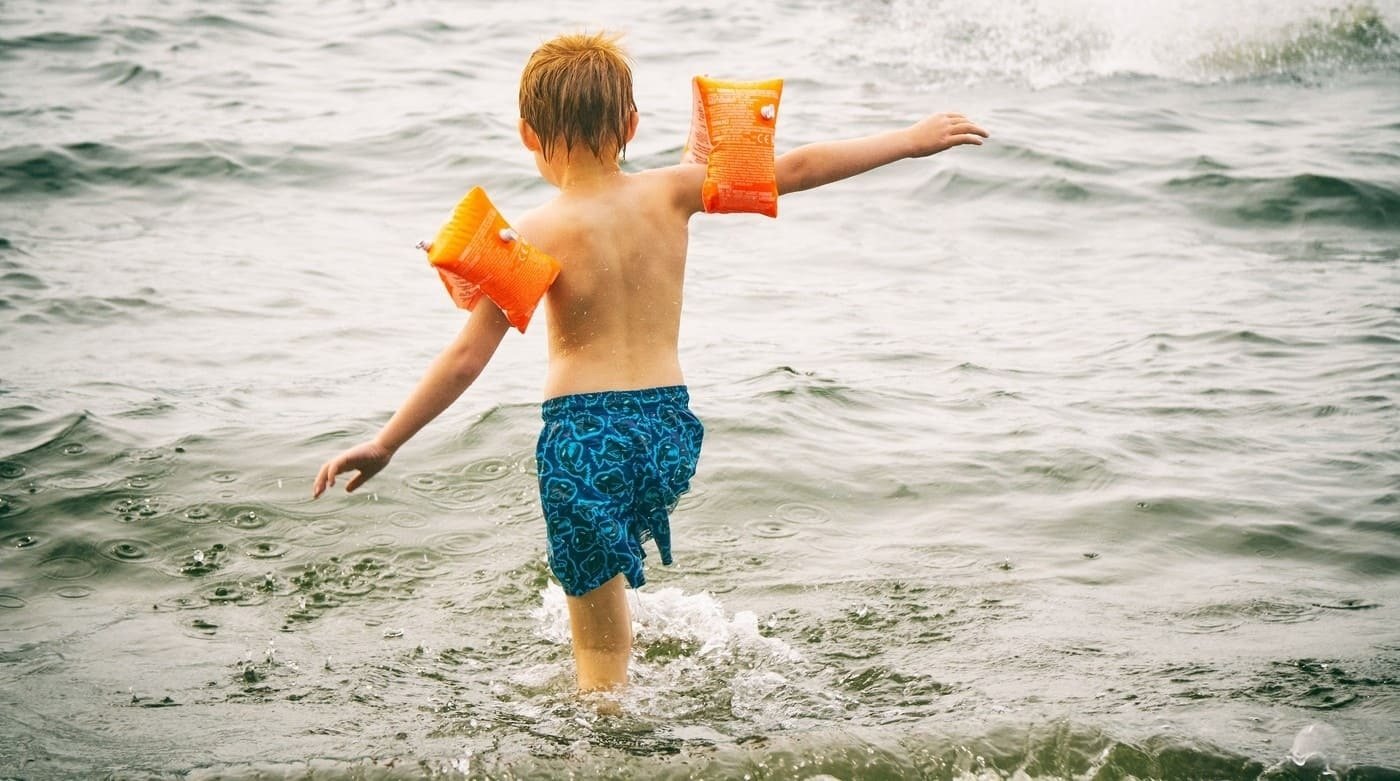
[634,162,707,216]
[515,163,708,245]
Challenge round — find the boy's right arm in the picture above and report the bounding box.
[312,300,511,497]
[775,112,987,195]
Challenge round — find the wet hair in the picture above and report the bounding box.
[518,32,636,162]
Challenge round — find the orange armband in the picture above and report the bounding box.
[681,75,784,217]
[417,187,560,333]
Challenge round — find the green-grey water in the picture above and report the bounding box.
[2,1,1399,778]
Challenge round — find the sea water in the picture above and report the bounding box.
[1,0,1398,778]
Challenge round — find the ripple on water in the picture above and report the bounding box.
[49,471,118,490]
[241,538,289,560]
[1171,600,1320,634]
[912,547,985,571]
[0,462,26,479]
[685,549,728,574]
[159,543,229,577]
[199,580,266,606]
[208,470,239,484]
[126,448,172,464]
[287,517,348,548]
[393,548,452,580]
[155,594,205,611]
[389,510,428,529]
[54,585,94,599]
[495,484,540,524]
[125,475,155,490]
[777,502,832,525]
[363,532,398,548]
[0,593,26,609]
[228,509,270,530]
[462,456,513,483]
[37,555,98,581]
[179,503,218,525]
[404,471,491,510]
[422,530,492,557]
[98,537,163,564]
[675,487,711,513]
[753,519,800,539]
[689,523,741,547]
[0,494,30,519]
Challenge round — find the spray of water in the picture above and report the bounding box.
[835,0,1400,86]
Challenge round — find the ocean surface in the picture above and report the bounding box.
[2,0,1399,778]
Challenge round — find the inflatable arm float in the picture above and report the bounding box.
[682,76,784,217]
[417,187,560,333]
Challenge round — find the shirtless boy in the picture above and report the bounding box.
[312,32,987,692]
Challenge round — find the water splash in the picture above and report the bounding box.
[1288,722,1347,775]
[835,0,1400,87]
[533,582,799,663]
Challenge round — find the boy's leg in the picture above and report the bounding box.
[565,573,632,691]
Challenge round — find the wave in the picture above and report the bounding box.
[1165,171,1400,229]
[0,140,340,198]
[0,31,101,57]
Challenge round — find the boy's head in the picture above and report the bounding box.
[518,32,637,164]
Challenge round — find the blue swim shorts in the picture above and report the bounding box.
[536,385,704,597]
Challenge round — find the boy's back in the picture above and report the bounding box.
[517,167,697,400]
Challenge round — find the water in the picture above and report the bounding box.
[2,0,1398,778]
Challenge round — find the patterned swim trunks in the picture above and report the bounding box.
[536,385,704,597]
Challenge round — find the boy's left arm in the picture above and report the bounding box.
[776,112,987,195]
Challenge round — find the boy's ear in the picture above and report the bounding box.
[519,119,541,152]
[625,109,639,143]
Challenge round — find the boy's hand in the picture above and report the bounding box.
[313,440,394,498]
[906,113,989,158]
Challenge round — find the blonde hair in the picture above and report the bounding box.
[519,32,636,162]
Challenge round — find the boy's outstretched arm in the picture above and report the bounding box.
[312,300,511,497]
[776,112,987,195]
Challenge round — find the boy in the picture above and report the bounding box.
[312,32,987,692]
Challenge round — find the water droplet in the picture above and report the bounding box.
[61,442,86,455]
[193,549,205,564]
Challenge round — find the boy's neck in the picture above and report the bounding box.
[550,149,623,192]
